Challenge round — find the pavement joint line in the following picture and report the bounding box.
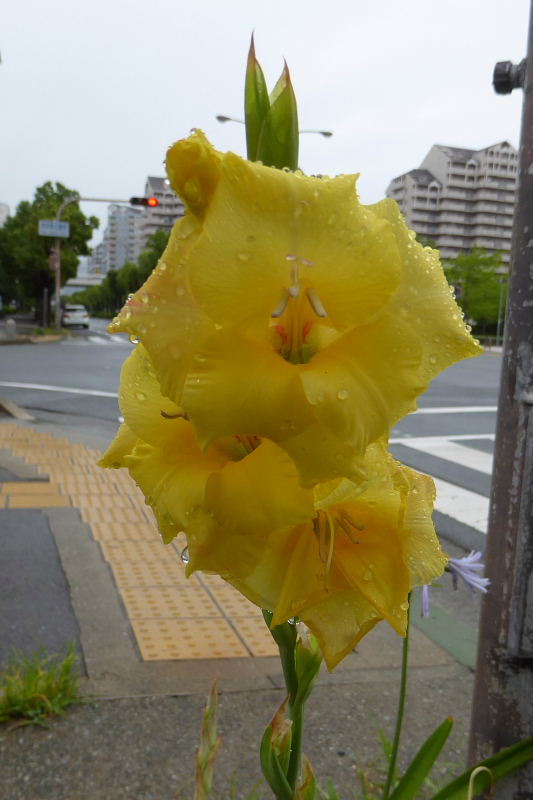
[0,420,475,696]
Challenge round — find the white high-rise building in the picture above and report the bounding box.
[386,141,518,263]
[142,176,185,240]
[89,177,185,274]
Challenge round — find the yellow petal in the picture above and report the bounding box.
[371,198,483,377]
[180,328,314,448]
[123,422,226,537]
[108,215,216,402]
[299,312,424,454]
[98,422,138,468]
[397,467,448,585]
[185,150,402,332]
[302,590,382,670]
[118,345,184,449]
[204,439,314,537]
[166,130,222,217]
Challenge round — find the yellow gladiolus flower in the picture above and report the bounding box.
[100,345,447,670]
[188,440,447,670]
[109,131,481,486]
[100,345,315,542]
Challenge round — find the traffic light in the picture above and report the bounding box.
[129,196,159,207]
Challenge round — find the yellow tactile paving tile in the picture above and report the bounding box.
[0,423,283,662]
[203,583,261,617]
[99,539,183,564]
[131,618,251,660]
[108,556,194,588]
[7,494,71,508]
[67,493,138,509]
[89,521,159,542]
[122,586,219,618]
[231,618,280,658]
[0,481,61,494]
[80,506,151,524]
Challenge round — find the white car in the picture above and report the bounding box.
[61,304,90,328]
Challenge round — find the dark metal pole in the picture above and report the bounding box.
[468,2,533,797]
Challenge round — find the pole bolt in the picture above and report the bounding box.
[493,59,526,94]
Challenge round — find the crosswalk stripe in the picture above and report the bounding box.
[432,477,489,533]
[397,439,493,475]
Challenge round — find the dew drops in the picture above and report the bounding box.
[285,253,297,262]
[135,391,147,402]
[141,294,149,305]
[180,546,190,564]
[237,252,251,262]
[363,570,373,581]
[175,285,185,296]
[400,601,409,611]
[429,354,438,365]
[337,389,349,401]
[129,334,140,344]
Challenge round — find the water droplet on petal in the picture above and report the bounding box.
[176,285,185,296]
[237,252,251,262]
[337,389,349,400]
[135,391,147,402]
[400,601,409,611]
[363,570,372,581]
[129,334,140,344]
[429,354,438,365]
[180,546,190,564]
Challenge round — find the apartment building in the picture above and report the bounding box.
[89,176,185,274]
[142,176,185,240]
[386,141,518,262]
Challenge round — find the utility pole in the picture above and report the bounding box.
[468,2,533,797]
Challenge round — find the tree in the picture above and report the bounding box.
[0,182,98,320]
[138,229,170,283]
[444,247,507,336]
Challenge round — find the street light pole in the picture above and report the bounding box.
[216,114,333,137]
[53,194,79,331]
[468,2,533,795]
[51,194,144,331]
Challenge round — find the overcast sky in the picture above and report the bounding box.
[1,0,530,248]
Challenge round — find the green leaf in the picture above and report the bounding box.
[388,717,454,800]
[260,717,294,800]
[244,34,270,162]
[255,62,299,170]
[430,738,533,800]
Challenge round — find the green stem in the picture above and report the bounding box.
[382,598,411,800]
[286,701,304,793]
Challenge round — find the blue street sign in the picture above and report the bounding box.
[38,219,70,238]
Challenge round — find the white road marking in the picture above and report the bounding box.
[390,433,494,444]
[0,381,117,398]
[412,406,496,414]
[432,477,489,533]
[394,438,493,474]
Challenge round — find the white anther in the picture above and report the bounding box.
[271,288,291,318]
[306,287,328,317]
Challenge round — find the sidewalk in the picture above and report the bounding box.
[0,416,475,799]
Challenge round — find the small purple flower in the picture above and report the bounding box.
[421,551,489,617]
[446,550,490,594]
[421,584,431,618]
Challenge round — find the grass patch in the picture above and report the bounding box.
[0,644,82,728]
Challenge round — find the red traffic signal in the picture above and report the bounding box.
[130,196,159,207]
